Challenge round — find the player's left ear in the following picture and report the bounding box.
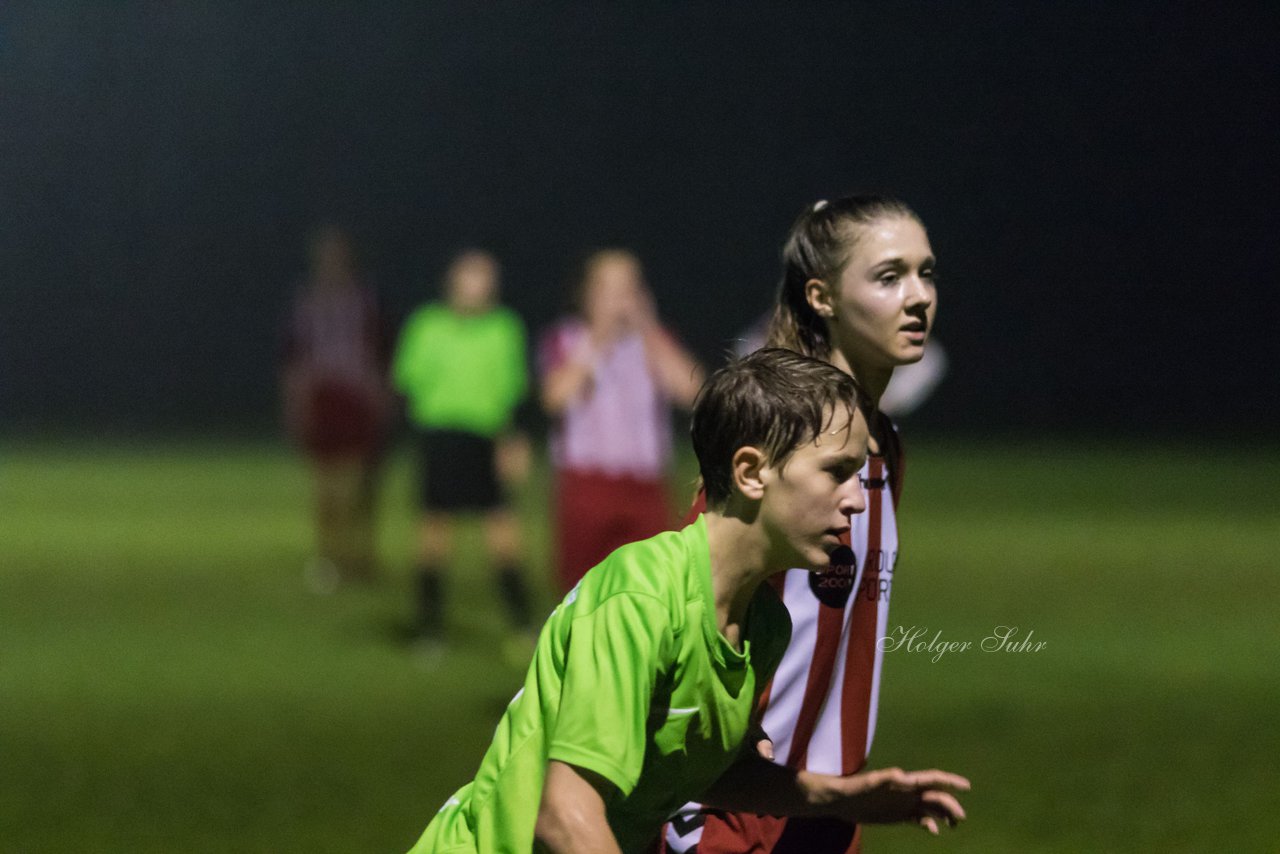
[804,278,837,321]
[731,446,767,501]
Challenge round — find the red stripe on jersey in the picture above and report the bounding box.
[840,456,883,774]
[697,813,786,852]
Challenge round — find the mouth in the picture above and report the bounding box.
[899,319,928,344]
[823,526,850,546]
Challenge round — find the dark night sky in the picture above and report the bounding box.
[2,2,1277,436]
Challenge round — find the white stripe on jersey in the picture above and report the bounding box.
[756,569,816,765]
[804,609,853,776]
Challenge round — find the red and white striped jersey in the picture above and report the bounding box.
[537,319,674,480]
[284,282,386,388]
[664,416,903,854]
[758,449,899,776]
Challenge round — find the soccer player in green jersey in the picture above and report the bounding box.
[407,348,969,854]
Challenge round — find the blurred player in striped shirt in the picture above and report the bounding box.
[538,249,704,592]
[281,226,391,590]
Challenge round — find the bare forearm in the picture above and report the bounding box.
[702,755,971,832]
[533,815,623,854]
[643,329,703,408]
[700,753,830,816]
[534,761,625,854]
[540,358,594,415]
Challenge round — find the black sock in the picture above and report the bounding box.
[416,567,445,638]
[497,565,533,630]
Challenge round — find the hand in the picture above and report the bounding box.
[748,722,775,761]
[631,284,659,333]
[496,433,533,486]
[821,767,970,835]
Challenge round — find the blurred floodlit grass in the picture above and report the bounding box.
[1,438,1277,852]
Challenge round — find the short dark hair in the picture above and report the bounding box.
[692,348,861,507]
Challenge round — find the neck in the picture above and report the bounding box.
[826,348,891,409]
[704,509,781,641]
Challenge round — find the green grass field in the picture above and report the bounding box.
[2,438,1277,852]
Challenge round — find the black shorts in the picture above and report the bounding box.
[418,429,502,512]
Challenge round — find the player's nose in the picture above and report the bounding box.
[904,274,934,310]
[840,476,866,517]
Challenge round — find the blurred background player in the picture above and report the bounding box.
[281,225,391,591]
[392,250,534,652]
[666,195,950,853]
[537,249,705,591]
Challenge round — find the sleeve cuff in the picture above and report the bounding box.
[547,742,638,798]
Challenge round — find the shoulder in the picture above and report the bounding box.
[404,303,446,328]
[586,528,690,598]
[869,410,902,461]
[490,305,524,327]
[871,408,906,501]
[541,317,585,343]
[537,318,586,367]
[571,524,703,624]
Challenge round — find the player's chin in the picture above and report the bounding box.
[891,343,927,365]
[799,543,838,573]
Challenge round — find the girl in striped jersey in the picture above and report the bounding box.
[282,226,391,588]
[665,196,967,852]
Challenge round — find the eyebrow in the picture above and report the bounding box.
[870,255,935,272]
[824,449,865,467]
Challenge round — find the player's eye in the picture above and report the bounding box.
[829,463,856,482]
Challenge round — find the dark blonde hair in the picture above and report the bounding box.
[692,348,860,508]
[767,195,920,359]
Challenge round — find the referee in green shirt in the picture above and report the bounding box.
[393,250,533,652]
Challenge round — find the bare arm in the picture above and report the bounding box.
[540,338,597,416]
[533,760,625,854]
[702,754,970,836]
[642,324,704,409]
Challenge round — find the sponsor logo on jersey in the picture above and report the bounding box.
[858,548,897,603]
[809,545,857,607]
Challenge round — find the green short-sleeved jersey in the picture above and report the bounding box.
[408,516,791,854]
[392,303,527,437]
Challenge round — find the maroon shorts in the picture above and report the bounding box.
[663,813,859,854]
[553,468,674,591]
[302,382,382,461]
